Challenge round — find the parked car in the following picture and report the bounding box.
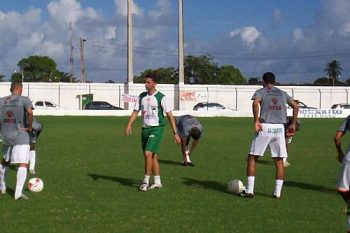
[331,103,350,109]
[296,100,317,109]
[33,100,59,110]
[84,101,123,110]
[288,100,316,109]
[193,102,232,111]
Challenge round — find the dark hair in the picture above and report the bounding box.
[262,72,275,84]
[10,81,23,92]
[189,127,201,140]
[145,73,157,82]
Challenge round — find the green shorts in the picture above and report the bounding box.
[141,126,164,154]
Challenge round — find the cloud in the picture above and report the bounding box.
[114,0,143,17]
[293,28,304,42]
[229,26,261,48]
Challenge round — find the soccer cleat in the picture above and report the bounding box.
[182,162,195,167]
[149,183,163,190]
[239,189,254,198]
[1,188,6,194]
[139,183,149,192]
[344,205,350,215]
[15,194,29,200]
[29,169,36,174]
[272,193,281,199]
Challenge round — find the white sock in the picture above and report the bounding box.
[14,167,27,199]
[247,176,255,194]
[0,163,8,190]
[29,150,36,171]
[143,175,150,184]
[274,179,284,197]
[347,215,350,232]
[186,155,191,163]
[154,175,161,185]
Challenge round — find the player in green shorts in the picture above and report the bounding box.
[125,73,180,191]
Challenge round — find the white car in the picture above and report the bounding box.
[193,102,233,111]
[33,101,60,110]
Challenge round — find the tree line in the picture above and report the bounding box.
[0,55,346,86]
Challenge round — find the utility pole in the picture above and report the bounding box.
[80,37,87,83]
[127,0,133,84]
[178,0,184,85]
[69,22,74,82]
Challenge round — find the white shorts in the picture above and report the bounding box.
[9,145,30,164]
[337,159,350,192]
[249,123,288,158]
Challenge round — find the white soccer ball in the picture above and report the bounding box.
[227,179,244,194]
[28,177,44,192]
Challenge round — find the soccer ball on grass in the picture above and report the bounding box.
[227,179,244,194]
[28,177,44,192]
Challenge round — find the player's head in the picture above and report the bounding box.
[262,72,275,85]
[10,81,23,95]
[189,127,201,140]
[145,73,157,92]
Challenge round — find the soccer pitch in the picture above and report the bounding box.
[0,116,347,233]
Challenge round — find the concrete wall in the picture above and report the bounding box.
[1,82,349,112]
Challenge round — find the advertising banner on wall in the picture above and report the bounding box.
[288,109,350,118]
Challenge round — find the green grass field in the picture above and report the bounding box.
[0,116,348,233]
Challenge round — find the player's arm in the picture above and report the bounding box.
[26,106,33,132]
[252,97,262,132]
[334,130,345,163]
[189,138,200,155]
[165,111,180,144]
[125,110,138,136]
[286,99,299,137]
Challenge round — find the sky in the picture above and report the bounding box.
[0,0,349,84]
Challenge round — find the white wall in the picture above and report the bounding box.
[1,82,350,112]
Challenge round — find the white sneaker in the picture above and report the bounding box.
[29,169,36,174]
[149,183,162,190]
[283,161,291,167]
[139,183,149,192]
[15,194,29,200]
[1,188,6,194]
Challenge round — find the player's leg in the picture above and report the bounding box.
[180,137,189,165]
[11,145,30,200]
[147,127,163,189]
[29,142,36,174]
[273,157,285,198]
[270,126,288,198]
[242,129,269,197]
[0,145,11,193]
[150,153,162,189]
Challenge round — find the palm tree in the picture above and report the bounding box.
[325,60,342,86]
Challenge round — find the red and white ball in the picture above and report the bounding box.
[28,178,44,192]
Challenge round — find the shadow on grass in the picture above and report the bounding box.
[88,173,139,188]
[182,177,229,194]
[255,159,274,165]
[284,180,336,194]
[158,159,183,166]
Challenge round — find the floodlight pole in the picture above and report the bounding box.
[178,0,184,85]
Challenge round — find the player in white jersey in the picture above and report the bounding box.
[125,73,180,191]
[334,115,350,233]
[0,81,33,200]
[240,72,299,199]
[176,115,203,166]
